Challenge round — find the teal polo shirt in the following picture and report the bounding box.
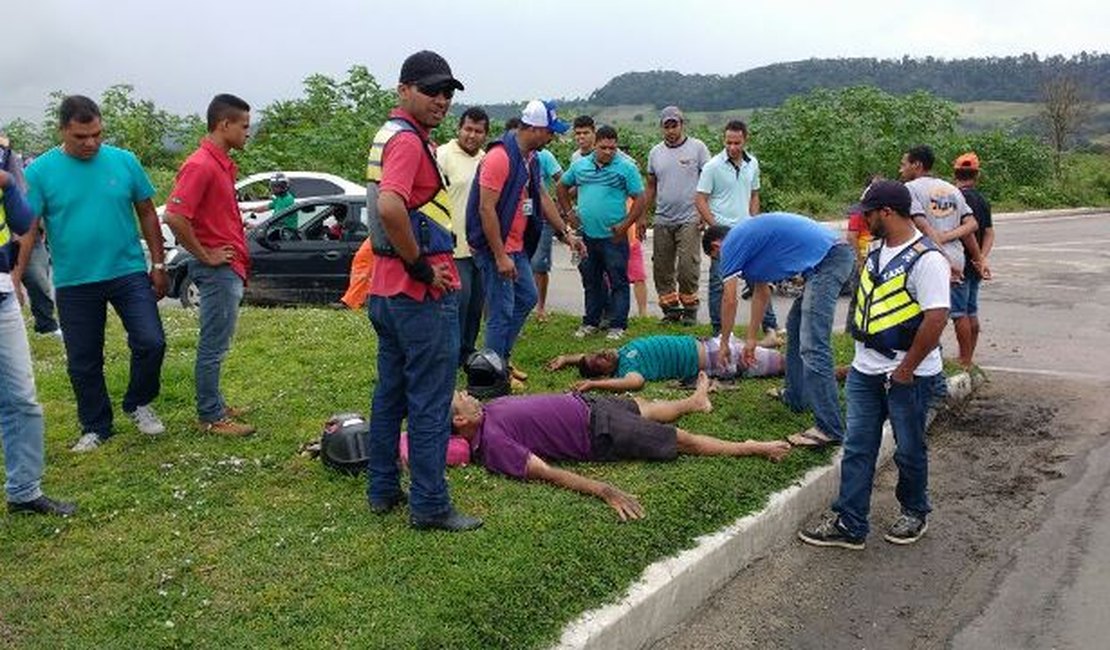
[561,153,643,239]
[25,145,155,288]
[537,149,562,191]
[696,150,760,227]
[616,335,699,381]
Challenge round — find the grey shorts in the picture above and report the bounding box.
[580,395,678,462]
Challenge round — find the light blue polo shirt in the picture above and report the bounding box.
[718,212,838,283]
[26,145,155,288]
[561,153,644,239]
[537,149,562,191]
[696,150,760,227]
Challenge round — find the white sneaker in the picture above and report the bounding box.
[127,404,166,435]
[574,325,598,339]
[71,433,102,452]
[606,328,625,341]
[39,328,64,341]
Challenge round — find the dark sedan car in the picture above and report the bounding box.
[166,193,369,306]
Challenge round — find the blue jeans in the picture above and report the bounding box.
[834,368,937,538]
[455,257,484,367]
[474,250,537,362]
[367,292,459,519]
[55,271,166,438]
[709,255,777,336]
[22,236,59,333]
[530,222,555,274]
[189,262,244,422]
[580,236,629,330]
[0,295,45,503]
[781,243,854,441]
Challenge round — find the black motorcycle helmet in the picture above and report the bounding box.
[464,349,510,400]
[320,413,369,475]
[269,172,290,195]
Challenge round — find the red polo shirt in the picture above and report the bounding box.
[166,138,250,280]
[370,108,459,301]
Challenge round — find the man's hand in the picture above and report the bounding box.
[600,484,644,521]
[635,219,647,241]
[950,264,964,284]
[149,268,169,300]
[573,379,596,392]
[10,269,25,307]
[890,366,914,386]
[430,262,459,292]
[973,257,992,280]
[0,169,9,188]
[610,222,630,243]
[565,232,587,258]
[742,340,758,368]
[202,245,235,267]
[495,252,517,280]
[547,356,568,371]
[717,340,731,369]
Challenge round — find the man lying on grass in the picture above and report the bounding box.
[450,372,792,520]
[547,334,785,393]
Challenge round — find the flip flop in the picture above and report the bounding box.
[766,386,785,400]
[787,427,838,449]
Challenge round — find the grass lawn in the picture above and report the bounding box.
[1,307,858,649]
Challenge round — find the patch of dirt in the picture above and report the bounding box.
[651,373,1110,650]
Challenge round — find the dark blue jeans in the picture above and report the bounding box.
[781,243,854,441]
[709,251,777,336]
[366,292,460,520]
[834,368,938,538]
[454,257,484,367]
[55,271,166,438]
[580,236,629,330]
[473,250,537,362]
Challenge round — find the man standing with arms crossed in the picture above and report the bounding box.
[645,106,710,325]
[364,50,479,531]
[799,180,949,549]
[436,107,489,367]
[25,95,168,452]
[164,94,256,437]
[466,100,580,373]
[696,120,777,340]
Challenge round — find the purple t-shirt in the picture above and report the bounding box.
[472,394,593,479]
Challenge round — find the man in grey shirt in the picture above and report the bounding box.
[645,106,710,325]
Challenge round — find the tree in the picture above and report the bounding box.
[1040,73,1094,178]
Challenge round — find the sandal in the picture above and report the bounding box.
[786,427,839,449]
[766,386,785,400]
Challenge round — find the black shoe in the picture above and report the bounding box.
[798,514,864,550]
[410,508,483,532]
[368,491,408,515]
[884,514,928,545]
[8,495,77,516]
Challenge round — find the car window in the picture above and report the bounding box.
[266,202,350,242]
[289,178,343,197]
[237,180,271,202]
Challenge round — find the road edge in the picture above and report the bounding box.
[553,370,984,650]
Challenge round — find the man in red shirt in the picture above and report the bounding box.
[164,94,255,437]
[364,51,481,532]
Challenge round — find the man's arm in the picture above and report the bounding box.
[555,182,578,229]
[163,212,232,267]
[135,199,168,298]
[546,352,587,370]
[891,308,949,384]
[574,373,646,393]
[644,174,658,219]
[695,192,715,227]
[379,190,453,291]
[524,454,644,521]
[611,193,646,241]
[748,190,760,217]
[478,185,516,279]
[539,191,583,254]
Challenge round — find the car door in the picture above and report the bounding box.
[249,200,355,304]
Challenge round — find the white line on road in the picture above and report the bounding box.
[979,365,1110,382]
[1004,213,1110,226]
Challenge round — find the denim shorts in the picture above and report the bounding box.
[964,273,981,317]
[949,280,970,319]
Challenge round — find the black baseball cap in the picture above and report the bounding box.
[399,50,464,91]
[858,180,911,216]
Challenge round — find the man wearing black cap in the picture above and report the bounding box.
[363,50,480,532]
[799,180,950,550]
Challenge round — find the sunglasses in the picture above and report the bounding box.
[417,84,455,100]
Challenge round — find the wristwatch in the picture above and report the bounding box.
[152,263,166,271]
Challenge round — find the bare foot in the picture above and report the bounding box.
[692,371,713,413]
[535,309,548,323]
[762,440,793,462]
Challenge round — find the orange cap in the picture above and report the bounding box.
[954,152,980,171]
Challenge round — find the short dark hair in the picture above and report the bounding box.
[573,115,595,130]
[724,120,748,135]
[460,107,490,131]
[905,145,935,171]
[595,125,618,142]
[702,224,730,256]
[954,167,979,181]
[206,94,250,131]
[58,95,101,128]
[504,117,522,130]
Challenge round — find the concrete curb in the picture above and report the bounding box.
[553,370,985,650]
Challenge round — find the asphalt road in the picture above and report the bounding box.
[638,210,1110,649]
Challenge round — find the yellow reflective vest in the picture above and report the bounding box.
[365,118,454,256]
[0,187,9,247]
[850,237,940,357]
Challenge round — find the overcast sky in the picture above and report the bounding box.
[2,0,1107,124]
